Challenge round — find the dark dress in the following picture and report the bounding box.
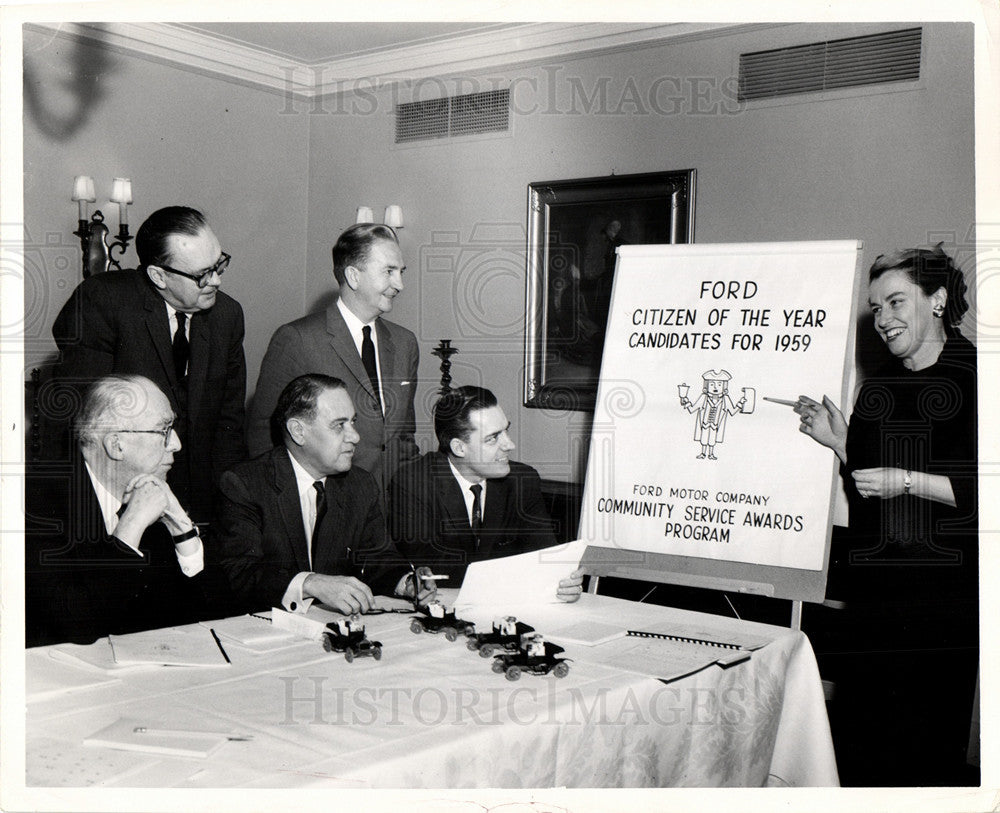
[816,334,978,786]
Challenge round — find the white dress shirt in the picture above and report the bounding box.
[281,452,327,613]
[337,297,383,414]
[448,458,487,525]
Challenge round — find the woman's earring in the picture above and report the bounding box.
[932,304,945,318]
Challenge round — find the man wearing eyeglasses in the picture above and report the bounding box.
[51,206,247,524]
[26,375,212,646]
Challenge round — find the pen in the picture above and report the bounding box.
[209,628,231,664]
[132,726,253,742]
[762,397,799,408]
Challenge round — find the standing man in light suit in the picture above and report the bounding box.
[248,224,419,500]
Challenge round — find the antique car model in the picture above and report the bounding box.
[492,633,570,680]
[321,615,382,663]
[467,616,535,657]
[409,601,475,641]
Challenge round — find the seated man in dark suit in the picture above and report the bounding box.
[217,374,428,614]
[26,375,211,646]
[388,386,583,600]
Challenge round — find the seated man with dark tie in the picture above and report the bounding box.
[217,374,425,614]
[26,375,210,646]
[388,386,583,600]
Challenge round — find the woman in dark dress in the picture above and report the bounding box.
[796,245,977,786]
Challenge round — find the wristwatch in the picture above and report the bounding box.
[903,470,912,495]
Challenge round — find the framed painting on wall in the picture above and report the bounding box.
[523,169,696,411]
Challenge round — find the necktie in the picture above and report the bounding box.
[361,325,382,411]
[173,312,189,381]
[311,480,327,555]
[470,483,482,550]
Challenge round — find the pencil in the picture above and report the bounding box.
[762,397,799,408]
[209,628,231,664]
[132,726,252,741]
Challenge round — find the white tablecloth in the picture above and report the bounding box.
[25,593,838,788]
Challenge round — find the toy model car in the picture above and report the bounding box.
[467,616,535,658]
[321,616,382,663]
[408,601,475,641]
[492,634,570,680]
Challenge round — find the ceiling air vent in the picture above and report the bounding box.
[738,27,922,102]
[396,88,510,144]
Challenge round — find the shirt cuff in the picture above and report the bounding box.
[282,571,315,613]
[174,537,204,577]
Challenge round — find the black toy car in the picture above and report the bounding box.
[467,616,535,658]
[492,634,570,680]
[321,617,382,663]
[409,602,475,641]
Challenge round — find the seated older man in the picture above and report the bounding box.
[26,375,211,646]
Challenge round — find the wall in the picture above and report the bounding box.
[23,22,974,484]
[22,25,311,384]
[303,22,975,482]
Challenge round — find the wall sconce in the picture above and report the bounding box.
[72,175,133,278]
[355,205,404,229]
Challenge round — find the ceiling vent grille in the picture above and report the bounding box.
[738,27,922,102]
[396,88,510,143]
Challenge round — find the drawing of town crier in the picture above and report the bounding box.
[678,370,753,460]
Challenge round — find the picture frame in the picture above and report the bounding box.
[523,169,696,411]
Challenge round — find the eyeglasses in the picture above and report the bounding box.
[157,252,230,288]
[114,423,175,446]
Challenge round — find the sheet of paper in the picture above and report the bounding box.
[572,635,749,682]
[26,649,121,702]
[198,615,299,652]
[109,626,230,667]
[49,640,156,674]
[455,539,587,610]
[84,718,227,759]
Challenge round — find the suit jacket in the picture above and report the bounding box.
[247,302,419,498]
[388,451,558,584]
[51,269,247,522]
[25,456,211,646]
[216,446,390,612]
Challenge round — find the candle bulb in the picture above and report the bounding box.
[383,205,404,229]
[72,175,95,221]
[110,178,132,227]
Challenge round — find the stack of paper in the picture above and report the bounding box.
[109,627,230,667]
[198,615,298,653]
[84,718,230,758]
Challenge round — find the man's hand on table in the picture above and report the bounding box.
[303,574,374,614]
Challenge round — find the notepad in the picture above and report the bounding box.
[84,718,227,758]
[198,614,298,651]
[109,626,231,667]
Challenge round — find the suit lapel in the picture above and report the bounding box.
[375,319,396,418]
[271,449,311,572]
[433,454,476,542]
[142,290,178,395]
[186,312,209,415]
[482,475,508,532]
[326,304,378,404]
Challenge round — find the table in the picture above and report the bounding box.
[24,593,838,788]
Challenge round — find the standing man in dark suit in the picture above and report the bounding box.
[388,385,583,599]
[26,376,210,646]
[247,224,419,500]
[51,206,247,523]
[218,374,431,614]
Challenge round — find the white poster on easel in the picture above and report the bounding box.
[580,241,861,575]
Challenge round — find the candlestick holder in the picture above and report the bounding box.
[431,339,459,395]
[73,210,132,278]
